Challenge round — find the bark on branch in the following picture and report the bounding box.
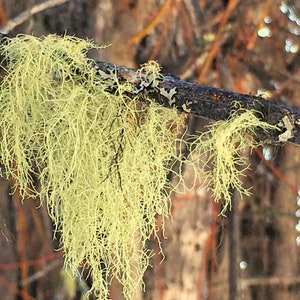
[94,60,300,146]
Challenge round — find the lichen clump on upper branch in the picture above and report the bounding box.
[0,34,186,299]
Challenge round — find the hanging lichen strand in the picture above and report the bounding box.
[0,34,277,298]
[194,109,278,214]
[0,35,186,299]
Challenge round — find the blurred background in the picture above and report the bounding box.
[0,0,300,299]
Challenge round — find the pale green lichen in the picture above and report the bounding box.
[0,34,185,299]
[193,109,277,214]
[0,34,277,298]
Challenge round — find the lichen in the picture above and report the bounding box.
[0,34,185,299]
[193,109,277,214]
[0,33,278,298]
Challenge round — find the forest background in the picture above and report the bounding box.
[0,0,299,299]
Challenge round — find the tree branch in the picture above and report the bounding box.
[0,32,299,146]
[0,0,70,34]
[93,60,300,146]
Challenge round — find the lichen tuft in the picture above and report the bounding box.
[0,34,185,299]
[193,109,277,214]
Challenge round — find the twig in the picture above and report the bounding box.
[197,0,240,82]
[240,276,300,287]
[0,2,7,26]
[129,0,173,44]
[21,259,62,286]
[0,0,70,34]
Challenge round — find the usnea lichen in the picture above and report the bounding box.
[0,34,277,298]
[194,109,277,214]
[0,34,186,299]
